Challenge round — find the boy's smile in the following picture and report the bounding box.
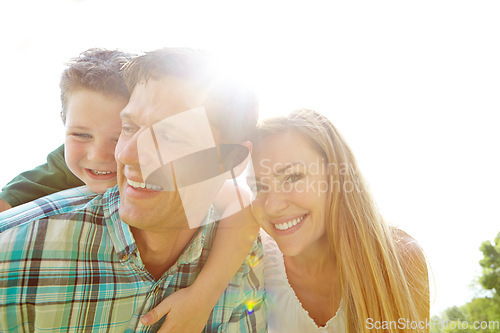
[64,89,128,193]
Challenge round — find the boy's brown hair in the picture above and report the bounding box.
[60,48,134,123]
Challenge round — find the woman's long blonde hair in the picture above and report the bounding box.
[255,109,429,332]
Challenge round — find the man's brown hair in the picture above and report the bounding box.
[123,48,258,143]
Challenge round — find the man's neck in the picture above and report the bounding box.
[131,226,199,280]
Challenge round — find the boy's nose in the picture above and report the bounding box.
[88,142,115,163]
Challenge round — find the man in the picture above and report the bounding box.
[0,48,265,332]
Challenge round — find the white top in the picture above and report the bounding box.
[262,232,346,333]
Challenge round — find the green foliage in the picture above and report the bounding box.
[433,232,500,333]
[444,306,467,321]
[433,298,500,333]
[479,233,500,294]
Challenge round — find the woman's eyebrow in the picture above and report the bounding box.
[274,162,303,176]
[249,162,304,182]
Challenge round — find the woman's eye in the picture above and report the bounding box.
[284,173,303,183]
[249,182,267,193]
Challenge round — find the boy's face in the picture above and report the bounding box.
[64,89,128,193]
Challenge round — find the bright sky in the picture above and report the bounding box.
[1,0,499,317]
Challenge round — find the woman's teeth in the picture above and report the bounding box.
[127,179,163,191]
[91,170,114,175]
[274,216,305,231]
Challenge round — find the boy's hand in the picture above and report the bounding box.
[141,286,212,333]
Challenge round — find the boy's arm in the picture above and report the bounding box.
[0,145,84,209]
[141,205,261,332]
[0,199,11,213]
[192,204,260,303]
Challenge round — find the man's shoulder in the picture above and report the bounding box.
[0,186,102,232]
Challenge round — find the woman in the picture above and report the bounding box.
[249,109,429,332]
[140,108,430,332]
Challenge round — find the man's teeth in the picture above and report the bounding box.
[127,179,163,191]
[91,170,114,175]
[274,216,305,231]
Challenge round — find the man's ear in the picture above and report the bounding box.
[230,141,252,178]
[241,140,253,156]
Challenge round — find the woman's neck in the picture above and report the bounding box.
[284,233,335,274]
[282,233,341,327]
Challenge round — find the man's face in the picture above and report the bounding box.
[115,77,222,231]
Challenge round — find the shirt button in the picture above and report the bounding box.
[153,285,160,294]
[122,254,129,261]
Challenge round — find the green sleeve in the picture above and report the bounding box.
[0,144,84,207]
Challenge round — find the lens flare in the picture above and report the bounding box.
[246,254,260,268]
[245,299,257,314]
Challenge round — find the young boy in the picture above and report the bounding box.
[0,48,262,331]
[0,48,131,211]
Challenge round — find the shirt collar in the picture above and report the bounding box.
[102,186,218,264]
[102,186,137,260]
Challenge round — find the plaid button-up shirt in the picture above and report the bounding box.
[0,186,266,332]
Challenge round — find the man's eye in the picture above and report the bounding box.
[122,125,137,136]
[159,134,185,144]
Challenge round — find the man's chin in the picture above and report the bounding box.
[117,192,188,228]
[118,202,142,227]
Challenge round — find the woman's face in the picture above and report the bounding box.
[250,130,330,257]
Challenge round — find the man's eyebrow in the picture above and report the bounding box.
[152,118,193,139]
[120,110,131,120]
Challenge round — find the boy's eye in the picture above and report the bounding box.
[71,133,92,140]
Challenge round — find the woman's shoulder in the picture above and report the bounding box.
[390,227,430,320]
[390,227,426,266]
